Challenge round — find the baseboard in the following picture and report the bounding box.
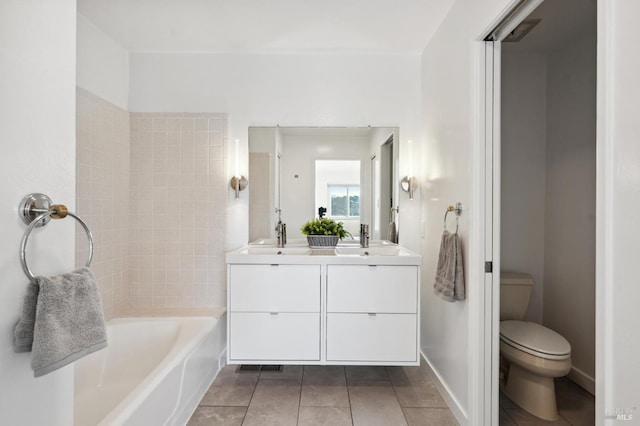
[567,366,595,395]
[219,347,228,371]
[420,352,468,425]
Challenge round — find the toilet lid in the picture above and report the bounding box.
[500,320,571,360]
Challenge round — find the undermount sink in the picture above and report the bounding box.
[334,246,401,256]
[245,247,311,255]
[249,238,308,247]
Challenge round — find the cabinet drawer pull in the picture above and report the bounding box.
[270,264,279,267]
[270,312,279,316]
[368,313,377,316]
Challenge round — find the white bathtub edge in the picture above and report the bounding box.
[169,313,228,426]
[85,316,227,426]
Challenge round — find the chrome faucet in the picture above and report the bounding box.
[360,224,369,248]
[275,221,287,248]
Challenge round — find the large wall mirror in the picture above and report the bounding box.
[248,126,399,242]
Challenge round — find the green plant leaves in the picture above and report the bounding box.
[300,217,348,239]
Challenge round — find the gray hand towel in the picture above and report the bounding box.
[14,282,39,352]
[14,267,108,377]
[388,221,398,244]
[433,230,465,302]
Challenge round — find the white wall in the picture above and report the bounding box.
[501,53,547,324]
[543,29,596,391]
[420,0,514,422]
[0,0,76,423]
[127,53,423,252]
[598,0,640,421]
[77,13,129,110]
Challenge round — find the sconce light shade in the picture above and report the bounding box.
[401,176,419,200]
[230,175,248,199]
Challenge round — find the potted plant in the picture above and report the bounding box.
[300,217,349,248]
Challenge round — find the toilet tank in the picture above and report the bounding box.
[500,272,534,321]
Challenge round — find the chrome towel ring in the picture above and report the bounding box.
[444,202,463,234]
[19,193,94,282]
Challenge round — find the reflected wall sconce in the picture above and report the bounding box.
[401,140,419,200]
[401,176,419,200]
[230,138,248,199]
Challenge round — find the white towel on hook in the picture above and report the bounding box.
[433,230,465,302]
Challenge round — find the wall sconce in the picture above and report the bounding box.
[401,176,419,200]
[401,140,419,200]
[230,138,248,199]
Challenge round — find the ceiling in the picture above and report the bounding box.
[77,0,455,54]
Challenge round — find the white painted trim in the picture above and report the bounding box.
[421,352,467,425]
[595,0,613,422]
[468,39,492,426]
[489,40,503,426]
[568,366,596,396]
[486,0,545,42]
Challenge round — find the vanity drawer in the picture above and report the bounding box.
[229,264,320,312]
[327,265,418,313]
[229,312,320,361]
[326,313,417,362]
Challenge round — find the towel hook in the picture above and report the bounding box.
[444,202,463,234]
[19,193,94,282]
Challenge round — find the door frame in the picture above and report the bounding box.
[474,1,545,424]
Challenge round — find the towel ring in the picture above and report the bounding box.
[19,194,93,282]
[444,202,463,234]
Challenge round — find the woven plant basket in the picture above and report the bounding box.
[307,235,339,248]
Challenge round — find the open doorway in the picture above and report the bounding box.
[485,0,596,423]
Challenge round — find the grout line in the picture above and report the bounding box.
[296,366,304,425]
[344,367,355,426]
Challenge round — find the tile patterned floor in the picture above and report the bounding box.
[500,378,595,426]
[188,366,594,425]
[188,364,458,426]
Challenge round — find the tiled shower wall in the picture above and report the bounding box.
[76,90,228,317]
[129,113,227,310]
[76,88,130,320]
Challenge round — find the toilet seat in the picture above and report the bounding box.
[500,320,571,361]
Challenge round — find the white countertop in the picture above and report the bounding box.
[226,241,422,266]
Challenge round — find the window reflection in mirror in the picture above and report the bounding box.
[315,160,361,236]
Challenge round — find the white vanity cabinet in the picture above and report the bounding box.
[226,245,421,365]
[228,264,321,362]
[326,265,419,363]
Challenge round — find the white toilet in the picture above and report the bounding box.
[500,272,572,421]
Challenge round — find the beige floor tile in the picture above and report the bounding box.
[346,366,390,383]
[260,365,304,381]
[386,366,431,385]
[301,384,350,407]
[393,381,448,408]
[297,406,353,426]
[402,407,459,426]
[503,407,571,425]
[500,390,518,409]
[187,406,246,426]
[303,365,347,385]
[199,372,259,407]
[349,381,407,426]
[500,408,518,426]
[555,378,595,426]
[242,380,301,426]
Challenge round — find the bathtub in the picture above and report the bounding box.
[74,315,227,426]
